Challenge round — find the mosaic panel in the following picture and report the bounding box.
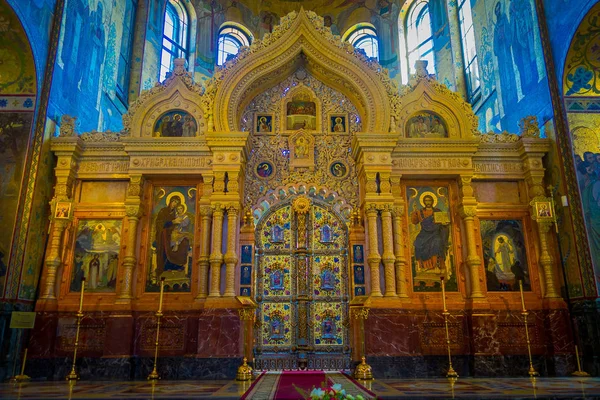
[259,205,292,251]
[312,255,343,298]
[70,219,121,293]
[311,205,345,250]
[312,302,344,347]
[261,302,292,348]
[407,185,457,292]
[261,255,292,298]
[480,219,531,292]
[146,186,196,292]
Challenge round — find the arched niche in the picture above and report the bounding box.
[281,85,321,132]
[208,9,400,134]
[123,61,207,138]
[396,77,478,139]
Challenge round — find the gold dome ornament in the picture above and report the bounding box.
[292,196,311,214]
[354,356,373,380]
[236,357,253,381]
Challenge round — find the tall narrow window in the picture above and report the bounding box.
[160,0,189,82]
[405,1,435,77]
[116,0,136,103]
[344,24,379,60]
[458,0,480,101]
[217,24,251,66]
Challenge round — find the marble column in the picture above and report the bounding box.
[224,205,239,297]
[40,219,69,300]
[537,221,560,298]
[118,205,142,301]
[392,205,409,298]
[209,203,224,297]
[196,205,212,299]
[366,204,382,297]
[381,205,397,297]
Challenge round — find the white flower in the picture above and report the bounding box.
[310,388,325,399]
[332,383,343,392]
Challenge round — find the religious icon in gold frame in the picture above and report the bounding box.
[535,201,553,220]
[55,202,72,219]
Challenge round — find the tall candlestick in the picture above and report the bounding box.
[519,280,526,312]
[78,277,86,312]
[441,277,447,312]
[158,278,165,313]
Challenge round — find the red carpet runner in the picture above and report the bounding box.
[274,371,327,399]
[242,371,376,399]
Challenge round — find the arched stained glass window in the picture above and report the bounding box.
[160,0,189,82]
[217,24,251,66]
[344,24,379,60]
[404,1,436,78]
[458,0,481,101]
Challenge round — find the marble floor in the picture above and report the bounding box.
[0,377,599,399]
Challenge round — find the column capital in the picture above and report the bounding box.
[392,205,405,217]
[125,205,143,218]
[238,308,255,321]
[225,203,240,214]
[211,202,224,213]
[351,307,370,320]
[365,203,379,215]
[199,205,213,217]
[459,205,477,219]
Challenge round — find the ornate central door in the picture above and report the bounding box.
[254,197,350,370]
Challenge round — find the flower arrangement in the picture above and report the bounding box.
[303,383,365,400]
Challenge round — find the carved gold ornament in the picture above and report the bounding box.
[292,197,311,214]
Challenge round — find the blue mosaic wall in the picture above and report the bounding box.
[46,0,137,133]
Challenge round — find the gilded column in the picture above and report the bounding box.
[224,204,239,297]
[459,205,485,298]
[459,176,484,298]
[118,205,142,301]
[392,205,408,298]
[366,204,383,297]
[537,221,560,298]
[40,219,69,299]
[117,175,144,302]
[196,205,212,299]
[381,204,397,297]
[40,150,78,300]
[209,203,224,297]
[118,176,144,301]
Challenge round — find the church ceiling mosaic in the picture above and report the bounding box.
[563,2,600,97]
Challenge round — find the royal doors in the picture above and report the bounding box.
[254,197,350,370]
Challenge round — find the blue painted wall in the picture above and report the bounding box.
[465,0,553,134]
[47,0,136,133]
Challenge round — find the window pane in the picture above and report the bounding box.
[406,1,435,75]
[217,26,251,65]
[458,0,480,98]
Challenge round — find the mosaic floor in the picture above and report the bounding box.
[0,376,599,399]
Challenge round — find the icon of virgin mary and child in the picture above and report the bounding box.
[154,193,193,277]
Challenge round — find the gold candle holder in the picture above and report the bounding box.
[441,277,458,379]
[519,280,539,378]
[10,329,30,382]
[66,277,85,381]
[572,345,590,377]
[147,278,165,381]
